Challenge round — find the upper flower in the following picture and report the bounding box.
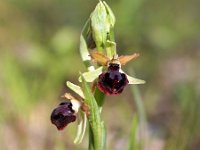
[79,51,145,95]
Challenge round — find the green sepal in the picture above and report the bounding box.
[105,40,116,59]
[126,74,146,84]
[103,1,115,27]
[66,81,85,99]
[74,111,87,144]
[120,69,146,84]
[79,67,103,82]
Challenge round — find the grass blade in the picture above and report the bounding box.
[128,115,139,150]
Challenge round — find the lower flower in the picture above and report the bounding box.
[51,93,88,144]
[51,101,76,130]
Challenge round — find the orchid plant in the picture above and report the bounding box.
[50,1,145,150]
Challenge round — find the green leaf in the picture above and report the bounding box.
[80,34,90,62]
[78,67,103,82]
[81,75,106,150]
[66,81,85,99]
[80,34,93,69]
[79,18,95,70]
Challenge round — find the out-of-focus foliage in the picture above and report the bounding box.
[0,0,199,150]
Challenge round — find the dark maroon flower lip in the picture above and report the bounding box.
[97,67,129,95]
[51,101,76,130]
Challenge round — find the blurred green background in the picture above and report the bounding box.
[0,0,199,150]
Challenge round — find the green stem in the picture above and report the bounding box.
[81,76,106,150]
[89,124,94,150]
[94,87,105,108]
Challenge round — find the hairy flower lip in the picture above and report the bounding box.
[97,65,129,95]
[51,101,76,130]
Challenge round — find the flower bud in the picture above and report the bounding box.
[90,1,115,49]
